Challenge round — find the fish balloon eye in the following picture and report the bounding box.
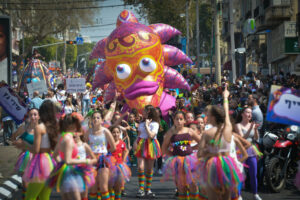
[139,58,157,72]
[116,64,131,79]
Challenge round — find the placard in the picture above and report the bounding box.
[66,78,86,93]
[266,85,300,126]
[26,80,48,98]
[0,83,27,124]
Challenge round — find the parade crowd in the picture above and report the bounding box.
[1,70,300,200]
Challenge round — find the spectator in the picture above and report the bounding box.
[248,97,264,138]
[29,91,44,109]
[82,83,91,116]
[0,108,15,146]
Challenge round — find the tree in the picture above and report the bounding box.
[0,0,99,73]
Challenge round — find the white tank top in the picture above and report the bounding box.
[230,136,244,173]
[77,144,86,160]
[88,129,108,154]
[40,133,50,148]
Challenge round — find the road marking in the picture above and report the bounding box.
[0,187,12,199]
[3,181,18,191]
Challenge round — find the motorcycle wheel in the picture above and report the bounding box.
[266,157,286,192]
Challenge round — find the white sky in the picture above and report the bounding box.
[80,0,147,43]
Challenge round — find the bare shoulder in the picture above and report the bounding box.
[36,123,46,133]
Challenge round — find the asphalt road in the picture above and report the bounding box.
[9,166,300,200]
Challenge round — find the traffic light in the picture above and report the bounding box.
[66,40,77,44]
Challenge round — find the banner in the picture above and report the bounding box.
[0,83,27,124]
[266,85,300,126]
[66,78,86,93]
[26,80,48,98]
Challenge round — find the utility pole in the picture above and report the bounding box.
[229,0,237,83]
[186,0,189,57]
[214,0,221,85]
[196,0,200,73]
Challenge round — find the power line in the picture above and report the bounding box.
[0,0,106,5]
[4,3,138,10]
[81,23,115,28]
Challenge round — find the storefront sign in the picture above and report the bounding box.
[266,85,300,126]
[66,78,86,93]
[0,83,27,124]
[285,38,300,54]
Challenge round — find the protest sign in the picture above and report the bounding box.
[66,78,86,93]
[0,83,27,124]
[266,85,300,126]
[26,80,48,98]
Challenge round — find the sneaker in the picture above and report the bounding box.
[146,190,155,197]
[136,189,145,198]
[254,194,262,200]
[158,169,163,175]
[121,190,127,196]
[238,196,243,200]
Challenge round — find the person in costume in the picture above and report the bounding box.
[85,111,116,200]
[162,111,200,200]
[127,113,139,166]
[155,107,168,174]
[108,125,131,200]
[134,105,161,197]
[17,100,58,200]
[48,113,96,200]
[197,85,244,200]
[12,108,39,199]
[234,108,262,200]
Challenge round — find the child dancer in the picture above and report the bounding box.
[134,105,162,197]
[48,113,96,200]
[162,111,201,200]
[197,85,244,200]
[21,100,58,200]
[108,125,131,200]
[127,113,139,166]
[12,108,39,199]
[85,111,116,200]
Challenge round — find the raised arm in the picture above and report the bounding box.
[222,84,233,142]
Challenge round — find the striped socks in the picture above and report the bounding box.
[109,189,115,200]
[190,191,199,200]
[101,191,110,200]
[138,170,145,191]
[88,193,97,200]
[97,190,102,200]
[145,171,153,192]
[22,187,26,200]
[178,192,188,200]
[115,192,121,200]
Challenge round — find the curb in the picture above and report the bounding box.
[0,175,22,200]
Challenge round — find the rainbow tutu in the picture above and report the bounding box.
[135,138,161,159]
[197,156,244,191]
[15,151,32,175]
[109,162,131,186]
[23,153,54,183]
[162,152,198,187]
[47,162,95,193]
[96,153,115,170]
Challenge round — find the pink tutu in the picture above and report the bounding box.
[162,152,198,187]
[109,162,131,186]
[23,153,54,183]
[15,151,32,175]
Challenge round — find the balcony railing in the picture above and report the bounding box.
[265,6,292,21]
[264,0,291,9]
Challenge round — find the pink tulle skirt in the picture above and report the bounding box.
[23,153,54,183]
[162,152,198,187]
[109,162,131,186]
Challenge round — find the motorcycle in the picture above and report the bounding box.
[263,125,300,192]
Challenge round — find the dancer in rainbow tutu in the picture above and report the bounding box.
[161,111,201,200]
[48,113,96,200]
[197,85,244,200]
[12,108,39,199]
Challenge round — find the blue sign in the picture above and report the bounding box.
[76,37,84,45]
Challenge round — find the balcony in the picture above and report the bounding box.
[297,13,300,36]
[265,6,292,22]
[264,0,291,9]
